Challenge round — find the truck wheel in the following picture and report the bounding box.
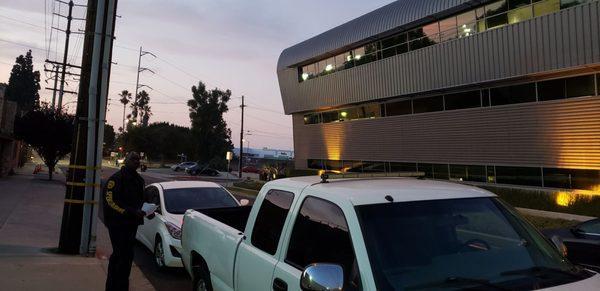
[193,263,213,291]
[154,238,167,271]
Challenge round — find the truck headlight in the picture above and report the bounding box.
[165,221,181,240]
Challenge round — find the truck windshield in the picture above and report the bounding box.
[356,198,592,290]
[164,187,238,214]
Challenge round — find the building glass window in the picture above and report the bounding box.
[490,83,536,106]
[444,90,482,110]
[251,190,294,255]
[303,113,321,124]
[362,161,386,173]
[320,111,339,123]
[508,5,533,24]
[325,160,343,171]
[417,163,434,178]
[413,96,444,113]
[433,164,450,180]
[482,89,491,107]
[537,78,566,101]
[487,166,496,183]
[495,166,543,187]
[543,168,600,190]
[486,13,509,29]
[534,0,561,16]
[439,17,458,41]
[560,0,591,9]
[361,104,382,119]
[385,100,412,116]
[486,0,509,16]
[344,160,363,173]
[335,52,353,71]
[307,159,323,170]
[509,0,532,9]
[565,74,595,98]
[389,162,417,172]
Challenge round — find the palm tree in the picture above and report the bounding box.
[118,90,131,132]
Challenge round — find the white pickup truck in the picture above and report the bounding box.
[181,176,600,291]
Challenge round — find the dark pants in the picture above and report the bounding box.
[105,225,138,291]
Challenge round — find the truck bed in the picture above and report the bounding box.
[195,205,252,232]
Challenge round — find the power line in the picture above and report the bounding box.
[245,112,292,129]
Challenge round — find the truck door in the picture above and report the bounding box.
[234,189,296,291]
[272,196,362,291]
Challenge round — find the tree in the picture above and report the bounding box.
[188,81,234,168]
[129,90,151,127]
[120,122,195,165]
[118,90,131,132]
[5,50,40,112]
[14,106,74,180]
[104,124,116,154]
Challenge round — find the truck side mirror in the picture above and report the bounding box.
[300,263,344,291]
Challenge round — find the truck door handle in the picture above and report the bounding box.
[273,278,288,291]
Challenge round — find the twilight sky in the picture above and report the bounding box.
[0,0,394,150]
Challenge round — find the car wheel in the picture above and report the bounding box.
[193,263,213,291]
[154,238,168,270]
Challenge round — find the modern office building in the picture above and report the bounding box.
[277,0,600,191]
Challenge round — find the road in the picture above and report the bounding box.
[100,167,255,291]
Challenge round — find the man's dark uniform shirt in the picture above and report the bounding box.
[103,166,145,227]
[103,166,145,291]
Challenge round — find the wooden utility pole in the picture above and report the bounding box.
[58,0,118,255]
[57,0,74,111]
[238,95,245,178]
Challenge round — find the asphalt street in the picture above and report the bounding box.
[100,167,255,291]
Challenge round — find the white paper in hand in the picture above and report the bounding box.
[142,203,158,216]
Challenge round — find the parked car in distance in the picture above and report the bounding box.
[544,218,600,272]
[171,162,197,172]
[136,181,249,269]
[186,164,220,176]
[182,176,600,291]
[241,165,261,173]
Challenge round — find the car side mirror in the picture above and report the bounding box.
[300,263,344,291]
[240,199,250,206]
[550,235,568,257]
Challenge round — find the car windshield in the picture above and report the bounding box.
[356,198,592,291]
[163,187,238,214]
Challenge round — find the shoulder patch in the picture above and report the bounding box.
[107,180,115,189]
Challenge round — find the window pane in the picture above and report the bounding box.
[490,83,536,106]
[335,52,352,71]
[458,22,477,38]
[482,89,491,106]
[422,22,440,41]
[353,47,366,62]
[303,113,321,124]
[413,96,444,113]
[381,35,402,49]
[444,90,481,110]
[495,166,542,187]
[364,42,379,54]
[509,0,532,9]
[457,11,477,26]
[307,159,323,170]
[286,197,356,289]
[508,5,533,24]
[537,79,566,101]
[338,107,361,121]
[487,165,496,183]
[252,190,294,255]
[321,111,339,123]
[440,27,458,41]
[543,167,600,190]
[362,161,386,173]
[439,17,457,41]
[433,164,449,180]
[566,75,595,98]
[486,0,509,16]
[389,162,417,172]
[385,100,412,116]
[361,104,382,119]
[344,160,363,173]
[466,165,487,182]
[561,0,590,9]
[478,20,487,32]
[534,0,560,16]
[417,163,434,178]
[325,160,343,171]
[486,13,508,29]
[381,47,397,59]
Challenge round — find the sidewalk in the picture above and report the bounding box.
[0,163,154,291]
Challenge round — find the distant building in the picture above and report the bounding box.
[0,84,20,177]
[233,147,294,161]
[278,0,600,191]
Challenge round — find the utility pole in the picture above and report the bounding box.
[238,95,245,178]
[58,0,118,255]
[57,0,74,111]
[51,64,60,108]
[133,46,155,124]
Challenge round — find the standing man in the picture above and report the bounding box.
[103,152,146,291]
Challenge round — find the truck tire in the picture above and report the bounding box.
[192,261,213,291]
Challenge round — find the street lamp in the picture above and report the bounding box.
[242,138,250,153]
